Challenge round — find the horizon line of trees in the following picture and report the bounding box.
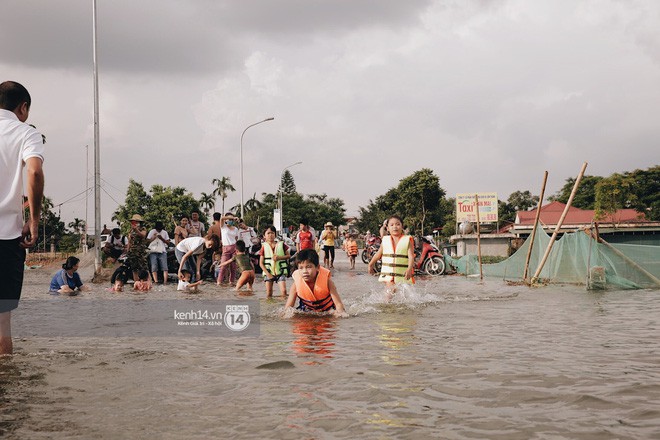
[33,164,658,252]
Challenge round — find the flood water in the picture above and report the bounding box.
[2,253,659,439]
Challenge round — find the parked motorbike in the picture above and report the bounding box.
[361,236,382,264]
[413,235,445,275]
[370,235,445,276]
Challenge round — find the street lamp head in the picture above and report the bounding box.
[264,117,275,121]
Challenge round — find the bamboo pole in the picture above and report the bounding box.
[475,194,483,282]
[583,229,660,287]
[523,171,548,282]
[531,162,588,285]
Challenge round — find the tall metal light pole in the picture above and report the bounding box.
[278,161,303,233]
[92,0,102,272]
[240,117,274,219]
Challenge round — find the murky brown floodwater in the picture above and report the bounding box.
[1,253,659,439]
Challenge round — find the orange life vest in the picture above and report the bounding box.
[293,266,335,311]
[346,240,358,256]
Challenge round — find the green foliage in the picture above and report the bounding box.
[594,173,638,220]
[628,165,660,220]
[499,190,539,224]
[113,180,202,234]
[548,175,603,209]
[279,170,297,195]
[25,196,66,252]
[212,177,235,214]
[199,192,215,218]
[356,169,448,235]
[58,234,81,253]
[241,191,345,234]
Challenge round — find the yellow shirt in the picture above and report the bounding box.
[322,230,336,246]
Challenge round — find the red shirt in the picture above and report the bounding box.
[298,230,314,250]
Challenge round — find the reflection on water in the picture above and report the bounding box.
[290,316,337,364]
[6,257,660,439]
[376,315,419,367]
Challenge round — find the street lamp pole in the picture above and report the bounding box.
[278,161,303,233]
[240,117,274,219]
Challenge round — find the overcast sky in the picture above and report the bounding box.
[2,0,659,229]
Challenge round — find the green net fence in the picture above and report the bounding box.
[445,229,660,289]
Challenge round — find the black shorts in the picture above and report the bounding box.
[0,238,26,313]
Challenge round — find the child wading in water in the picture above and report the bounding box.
[259,225,290,298]
[217,240,255,295]
[284,249,347,317]
[133,269,152,292]
[344,234,359,270]
[368,215,415,294]
[177,269,202,292]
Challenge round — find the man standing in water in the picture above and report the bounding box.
[0,81,45,355]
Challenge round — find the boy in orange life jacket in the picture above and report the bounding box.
[284,249,347,317]
[344,234,359,270]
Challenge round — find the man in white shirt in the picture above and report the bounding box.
[0,81,45,355]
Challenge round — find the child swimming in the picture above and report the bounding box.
[284,249,347,317]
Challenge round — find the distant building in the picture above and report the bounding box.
[508,201,660,246]
[450,201,660,257]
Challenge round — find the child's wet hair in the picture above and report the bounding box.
[62,256,80,270]
[181,269,191,278]
[138,270,150,281]
[236,240,246,252]
[295,249,320,267]
[265,225,277,233]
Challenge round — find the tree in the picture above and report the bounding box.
[499,190,539,224]
[26,196,65,252]
[594,173,638,221]
[548,175,603,209]
[356,168,448,235]
[279,170,297,195]
[628,165,660,220]
[199,192,215,218]
[113,181,202,233]
[212,177,235,214]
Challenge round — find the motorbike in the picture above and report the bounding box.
[413,235,445,275]
[361,236,382,264]
[370,235,445,276]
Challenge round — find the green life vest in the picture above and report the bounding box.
[379,235,413,284]
[263,241,288,276]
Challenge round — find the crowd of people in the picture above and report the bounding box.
[0,81,415,356]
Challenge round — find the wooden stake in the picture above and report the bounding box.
[475,194,483,282]
[531,162,588,285]
[583,229,660,287]
[523,171,548,283]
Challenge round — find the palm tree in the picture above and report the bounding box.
[212,177,236,214]
[244,193,263,212]
[199,192,215,218]
[68,218,86,251]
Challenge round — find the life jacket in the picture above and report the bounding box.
[346,240,358,256]
[263,241,288,276]
[293,266,335,312]
[379,235,414,284]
